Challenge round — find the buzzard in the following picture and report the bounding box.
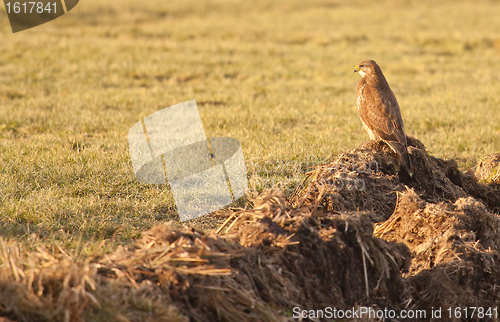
[354,60,414,176]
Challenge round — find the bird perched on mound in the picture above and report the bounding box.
[354,60,414,176]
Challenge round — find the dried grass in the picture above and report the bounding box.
[475,153,500,186]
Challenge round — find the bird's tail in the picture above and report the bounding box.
[386,141,414,177]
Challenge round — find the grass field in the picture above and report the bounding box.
[1,0,500,253]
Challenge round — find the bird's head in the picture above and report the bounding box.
[354,60,378,77]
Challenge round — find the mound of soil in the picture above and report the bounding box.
[381,191,500,312]
[292,137,500,217]
[1,137,500,322]
[94,136,500,321]
[94,196,411,321]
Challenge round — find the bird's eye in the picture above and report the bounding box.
[359,64,364,68]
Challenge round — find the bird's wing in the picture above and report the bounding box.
[358,84,407,145]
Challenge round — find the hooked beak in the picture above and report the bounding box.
[353,66,360,73]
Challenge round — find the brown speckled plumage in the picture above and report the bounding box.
[354,60,414,176]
